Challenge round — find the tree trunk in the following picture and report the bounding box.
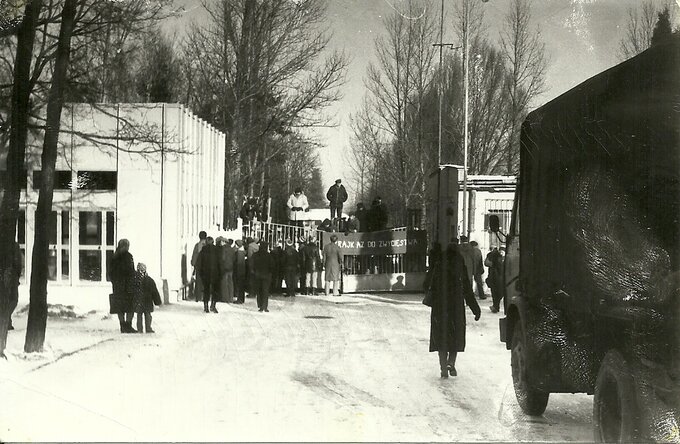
[25,0,77,353]
[0,0,43,358]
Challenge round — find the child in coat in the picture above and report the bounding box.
[131,263,162,333]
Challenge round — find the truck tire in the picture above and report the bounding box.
[593,350,640,443]
[511,323,549,416]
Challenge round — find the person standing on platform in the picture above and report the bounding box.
[252,241,273,312]
[283,239,299,297]
[323,234,343,296]
[287,187,309,228]
[326,179,348,222]
[355,203,368,232]
[234,240,247,304]
[197,237,220,313]
[191,231,207,302]
[368,197,388,231]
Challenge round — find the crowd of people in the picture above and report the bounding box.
[189,230,346,313]
[425,237,505,378]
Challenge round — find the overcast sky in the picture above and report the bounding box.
[172,0,679,196]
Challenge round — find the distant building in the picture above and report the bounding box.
[3,103,225,295]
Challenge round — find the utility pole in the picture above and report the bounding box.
[462,0,470,238]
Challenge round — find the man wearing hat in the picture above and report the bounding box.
[326,179,348,222]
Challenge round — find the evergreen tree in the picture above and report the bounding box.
[651,7,673,46]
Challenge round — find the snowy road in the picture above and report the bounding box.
[1,292,593,441]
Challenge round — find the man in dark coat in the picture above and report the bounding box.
[426,242,481,378]
[190,231,207,302]
[470,240,486,300]
[301,238,321,295]
[218,238,236,303]
[269,242,284,294]
[283,239,299,297]
[110,239,136,333]
[485,247,504,313]
[368,197,388,231]
[252,241,273,312]
[197,237,220,313]
[246,237,260,297]
[326,179,348,220]
[234,240,247,304]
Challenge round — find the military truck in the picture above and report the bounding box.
[491,36,680,442]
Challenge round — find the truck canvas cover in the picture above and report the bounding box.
[518,35,680,396]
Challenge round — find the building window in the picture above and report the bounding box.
[76,171,117,190]
[33,170,72,190]
[79,211,102,245]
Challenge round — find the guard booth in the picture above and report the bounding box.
[427,164,462,249]
[320,229,428,292]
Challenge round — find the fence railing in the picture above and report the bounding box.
[242,220,322,247]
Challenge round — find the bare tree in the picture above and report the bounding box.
[0,0,43,358]
[24,0,77,353]
[181,0,348,227]
[500,0,547,174]
[619,1,661,60]
[363,0,438,223]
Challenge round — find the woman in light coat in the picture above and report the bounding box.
[286,187,309,227]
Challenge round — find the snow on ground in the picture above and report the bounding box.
[1,287,593,442]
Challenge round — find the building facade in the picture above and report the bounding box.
[5,103,225,294]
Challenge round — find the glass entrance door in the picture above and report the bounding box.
[77,210,115,283]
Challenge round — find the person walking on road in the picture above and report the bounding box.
[323,234,343,296]
[326,179,348,221]
[131,263,162,333]
[287,187,309,227]
[190,231,207,302]
[470,241,486,300]
[252,241,273,312]
[485,247,504,313]
[234,240,247,304]
[425,242,481,378]
[109,239,136,333]
[197,237,220,313]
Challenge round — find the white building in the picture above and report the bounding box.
[461,174,516,253]
[5,103,225,296]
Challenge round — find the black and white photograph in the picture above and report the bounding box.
[0,0,678,441]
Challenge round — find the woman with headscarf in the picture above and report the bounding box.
[425,242,481,378]
[131,263,162,333]
[109,239,136,333]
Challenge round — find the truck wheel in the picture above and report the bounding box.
[511,324,549,416]
[593,350,639,442]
